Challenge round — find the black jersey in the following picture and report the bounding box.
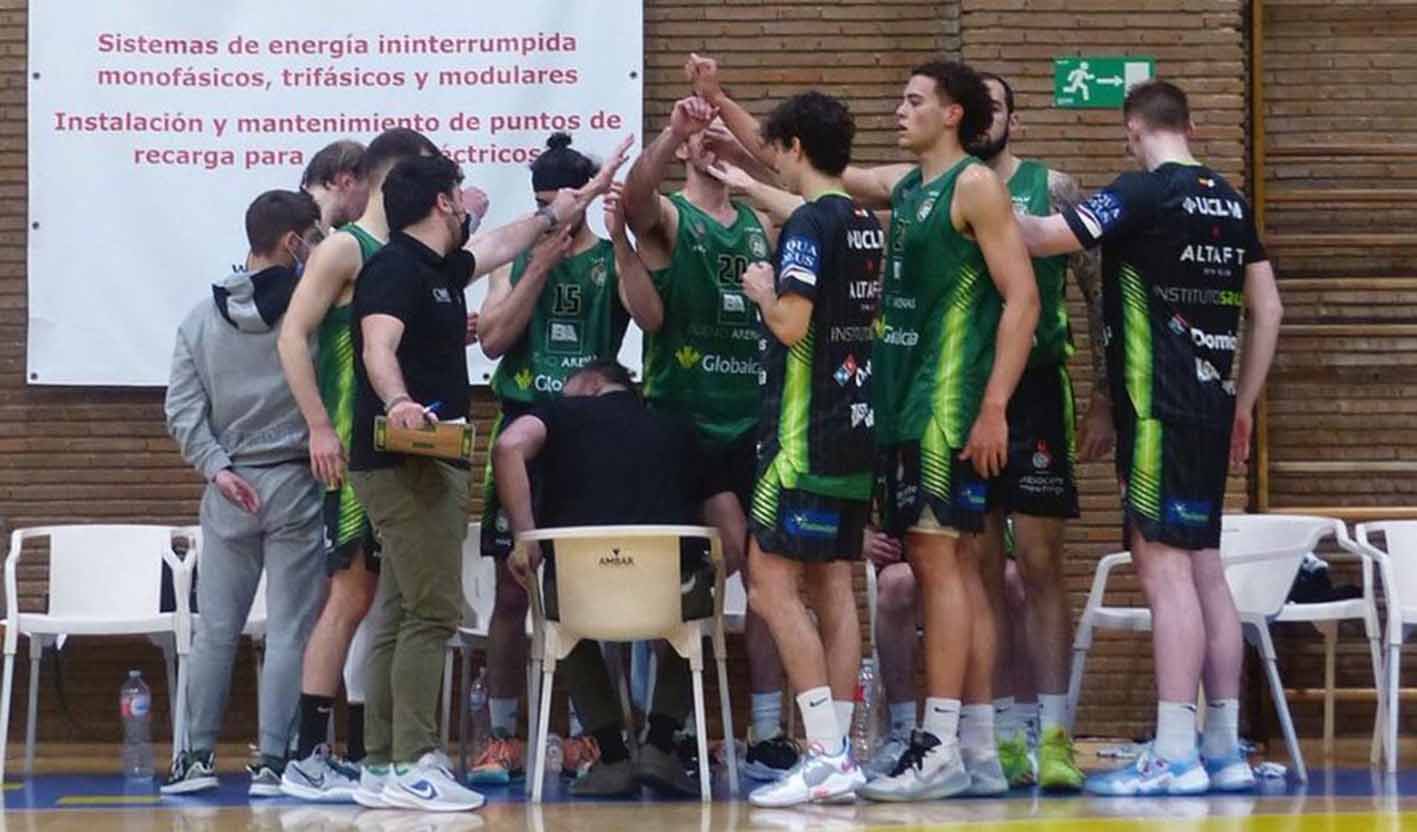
[755,193,883,500]
[1063,163,1266,429]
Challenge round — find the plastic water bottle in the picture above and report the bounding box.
[543,732,563,776]
[851,658,880,763]
[119,670,154,779]
[466,668,491,759]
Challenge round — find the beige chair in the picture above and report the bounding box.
[522,525,736,803]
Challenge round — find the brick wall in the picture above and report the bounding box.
[961,0,1251,739]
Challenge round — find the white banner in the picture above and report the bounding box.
[28,0,643,386]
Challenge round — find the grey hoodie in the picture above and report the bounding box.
[165,267,310,480]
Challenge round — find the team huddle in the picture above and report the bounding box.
[163,52,1282,813]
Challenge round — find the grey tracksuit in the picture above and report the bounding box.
[164,267,326,759]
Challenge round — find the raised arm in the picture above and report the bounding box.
[477,230,573,358]
[842,164,915,212]
[1230,260,1284,470]
[623,98,712,248]
[956,165,1040,478]
[605,182,664,333]
[471,134,634,277]
[686,53,774,171]
[278,233,362,487]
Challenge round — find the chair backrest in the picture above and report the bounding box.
[462,522,495,632]
[36,525,181,619]
[528,525,717,642]
[1361,520,1417,608]
[1222,514,1336,617]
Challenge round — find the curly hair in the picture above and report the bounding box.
[910,61,993,147]
[760,91,856,176]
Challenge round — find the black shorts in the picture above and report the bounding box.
[323,488,380,575]
[750,479,869,563]
[1116,406,1230,551]
[481,402,539,560]
[874,442,989,539]
[701,430,757,511]
[992,363,1080,519]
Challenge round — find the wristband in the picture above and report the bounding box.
[384,394,412,412]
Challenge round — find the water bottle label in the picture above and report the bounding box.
[123,693,150,719]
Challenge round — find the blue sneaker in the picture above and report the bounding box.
[1084,745,1210,796]
[1202,748,1256,792]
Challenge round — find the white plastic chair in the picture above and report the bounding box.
[522,525,736,803]
[1067,514,1349,783]
[1354,520,1417,773]
[0,525,193,781]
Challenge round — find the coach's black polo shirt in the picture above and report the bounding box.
[350,231,475,471]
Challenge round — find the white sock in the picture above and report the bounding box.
[490,697,519,738]
[921,697,961,744]
[834,700,855,739]
[1009,701,1039,733]
[796,687,842,750]
[1201,699,1240,758]
[959,704,995,755]
[751,691,783,741]
[1154,701,1198,761]
[889,701,917,736]
[1039,694,1069,733]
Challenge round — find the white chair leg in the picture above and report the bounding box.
[1367,627,1384,767]
[440,645,454,749]
[530,665,556,804]
[0,652,13,783]
[1255,623,1307,783]
[1066,641,1091,731]
[690,665,711,802]
[1320,622,1338,757]
[160,637,177,724]
[24,642,40,775]
[714,637,738,795]
[642,648,658,745]
[612,645,636,750]
[173,653,189,763]
[527,657,543,754]
[1387,644,1401,774]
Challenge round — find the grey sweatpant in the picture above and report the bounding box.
[185,462,327,759]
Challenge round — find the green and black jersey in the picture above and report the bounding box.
[317,223,383,478]
[874,158,1003,467]
[1008,160,1073,369]
[753,193,883,515]
[642,193,772,450]
[1062,162,1265,430]
[489,238,630,405]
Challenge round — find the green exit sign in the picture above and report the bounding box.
[1054,57,1155,108]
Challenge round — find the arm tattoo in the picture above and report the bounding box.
[1050,171,1109,394]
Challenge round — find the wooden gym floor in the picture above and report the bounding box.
[2,739,1415,830]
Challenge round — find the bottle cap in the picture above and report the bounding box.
[129,670,141,678]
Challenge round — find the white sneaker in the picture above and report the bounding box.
[962,746,1009,796]
[281,745,360,802]
[352,763,393,809]
[864,731,911,780]
[381,752,485,812]
[1202,748,1257,792]
[1085,745,1210,796]
[748,740,864,808]
[858,731,970,802]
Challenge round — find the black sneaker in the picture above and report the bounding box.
[247,756,285,798]
[161,750,218,795]
[743,735,799,782]
[674,734,702,779]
